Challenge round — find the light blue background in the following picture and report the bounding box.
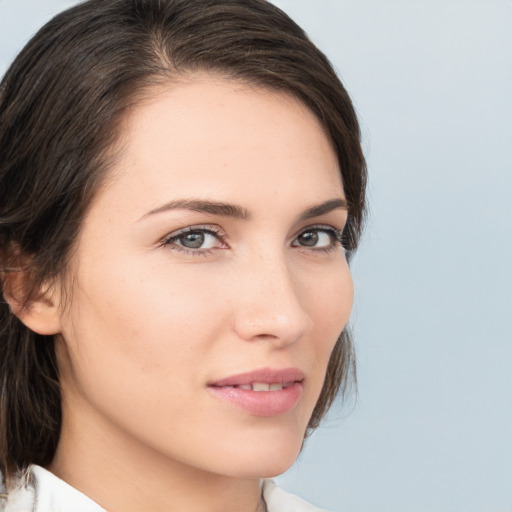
[1,1,511,511]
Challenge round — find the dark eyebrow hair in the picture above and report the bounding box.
[140,197,347,222]
[298,198,348,221]
[141,199,251,221]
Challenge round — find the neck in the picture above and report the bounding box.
[50,405,264,512]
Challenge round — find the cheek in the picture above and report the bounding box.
[304,261,353,339]
[294,260,353,393]
[58,255,234,400]
[57,265,222,451]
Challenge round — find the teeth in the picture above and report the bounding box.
[252,383,270,392]
[235,382,289,391]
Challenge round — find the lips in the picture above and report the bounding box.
[207,368,305,416]
[209,368,305,388]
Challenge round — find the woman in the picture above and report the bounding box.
[0,0,366,510]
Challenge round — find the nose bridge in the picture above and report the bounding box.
[232,248,312,345]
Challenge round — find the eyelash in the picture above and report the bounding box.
[160,224,346,257]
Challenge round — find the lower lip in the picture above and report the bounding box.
[208,382,303,417]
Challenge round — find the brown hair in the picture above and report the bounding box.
[0,0,366,480]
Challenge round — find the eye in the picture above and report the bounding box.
[161,225,227,254]
[175,231,215,249]
[292,225,342,251]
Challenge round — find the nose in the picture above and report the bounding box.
[232,254,313,348]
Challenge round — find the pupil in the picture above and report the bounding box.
[181,232,204,249]
[299,231,318,246]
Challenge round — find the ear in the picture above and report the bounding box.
[3,269,62,336]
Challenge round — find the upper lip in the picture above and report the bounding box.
[209,367,305,387]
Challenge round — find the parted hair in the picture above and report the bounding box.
[0,0,366,479]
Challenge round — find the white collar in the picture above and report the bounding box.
[2,465,325,512]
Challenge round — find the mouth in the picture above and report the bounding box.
[207,368,305,416]
[218,381,296,392]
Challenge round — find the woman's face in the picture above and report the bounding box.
[54,76,353,479]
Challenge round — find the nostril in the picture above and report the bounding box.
[253,333,278,341]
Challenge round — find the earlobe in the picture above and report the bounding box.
[3,270,62,336]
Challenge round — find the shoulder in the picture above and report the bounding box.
[0,471,6,512]
[262,480,330,512]
[0,465,105,512]
[0,467,34,512]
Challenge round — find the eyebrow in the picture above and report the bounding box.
[141,199,251,221]
[140,197,347,222]
[298,198,348,221]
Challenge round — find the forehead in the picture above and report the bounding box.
[95,76,343,216]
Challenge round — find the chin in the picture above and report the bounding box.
[216,430,305,480]
[227,456,299,480]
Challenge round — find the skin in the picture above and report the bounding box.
[21,76,353,512]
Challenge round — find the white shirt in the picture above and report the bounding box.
[1,465,327,512]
